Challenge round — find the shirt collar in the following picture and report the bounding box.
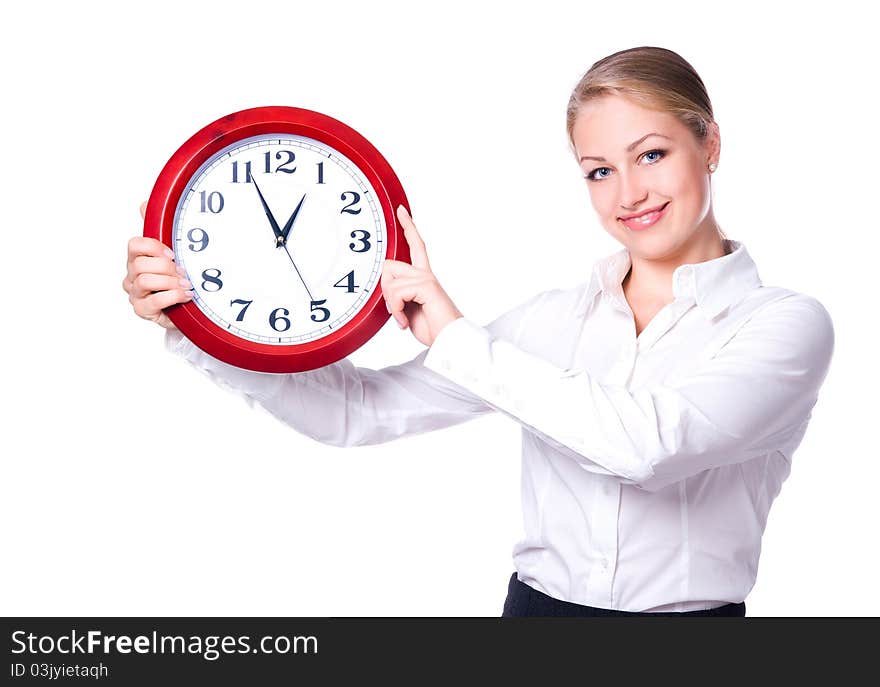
[577,239,762,320]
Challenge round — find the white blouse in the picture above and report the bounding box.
[164,238,835,613]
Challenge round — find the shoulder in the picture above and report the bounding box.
[730,286,835,372]
[742,286,834,336]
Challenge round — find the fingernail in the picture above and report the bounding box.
[179,278,193,289]
[398,319,406,329]
[164,247,175,260]
[176,265,187,277]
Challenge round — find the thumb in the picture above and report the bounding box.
[139,200,147,220]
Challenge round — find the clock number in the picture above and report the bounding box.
[333,270,359,293]
[186,227,209,252]
[349,230,371,253]
[230,298,253,322]
[199,191,224,213]
[201,268,223,292]
[340,191,361,214]
[316,161,325,184]
[310,299,330,323]
[269,307,291,332]
[232,160,253,183]
[265,150,297,174]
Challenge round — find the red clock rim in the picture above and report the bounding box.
[143,106,411,373]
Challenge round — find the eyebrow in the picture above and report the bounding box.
[579,132,672,163]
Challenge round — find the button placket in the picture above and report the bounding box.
[585,478,620,605]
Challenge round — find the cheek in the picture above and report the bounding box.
[663,169,713,231]
[662,162,707,205]
[587,185,616,215]
[656,161,690,194]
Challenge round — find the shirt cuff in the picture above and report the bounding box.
[164,327,199,360]
[424,316,523,411]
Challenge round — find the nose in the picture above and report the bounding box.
[618,172,648,213]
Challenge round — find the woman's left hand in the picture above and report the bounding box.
[382,205,464,347]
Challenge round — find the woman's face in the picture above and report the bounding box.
[571,94,719,261]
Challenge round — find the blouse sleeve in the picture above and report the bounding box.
[163,290,548,448]
[423,293,835,492]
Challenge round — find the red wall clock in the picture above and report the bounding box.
[143,106,411,372]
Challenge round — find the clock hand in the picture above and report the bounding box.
[250,176,285,246]
[280,193,307,245]
[250,174,316,309]
[281,242,316,303]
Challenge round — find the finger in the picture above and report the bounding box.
[130,273,193,300]
[379,268,400,324]
[382,259,421,279]
[383,276,425,328]
[139,200,148,219]
[129,255,179,282]
[128,236,174,261]
[380,264,419,307]
[133,288,193,320]
[396,205,430,271]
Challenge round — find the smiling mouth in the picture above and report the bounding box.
[618,202,670,230]
[619,202,669,221]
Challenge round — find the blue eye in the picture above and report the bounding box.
[584,149,666,182]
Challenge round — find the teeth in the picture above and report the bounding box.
[625,205,665,224]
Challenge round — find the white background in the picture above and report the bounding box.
[1,0,876,617]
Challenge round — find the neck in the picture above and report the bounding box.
[622,225,729,304]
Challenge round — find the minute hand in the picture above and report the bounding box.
[251,176,285,246]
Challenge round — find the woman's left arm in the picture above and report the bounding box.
[384,208,836,493]
[425,296,835,492]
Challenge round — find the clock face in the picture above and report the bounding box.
[173,133,387,345]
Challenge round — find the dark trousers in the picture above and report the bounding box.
[502,572,746,617]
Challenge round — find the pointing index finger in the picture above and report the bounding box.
[397,205,430,271]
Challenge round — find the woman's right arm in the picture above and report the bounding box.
[125,228,539,448]
[162,327,493,447]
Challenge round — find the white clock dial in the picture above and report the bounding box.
[172,133,386,345]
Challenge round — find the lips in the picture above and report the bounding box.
[619,202,670,231]
[619,202,669,221]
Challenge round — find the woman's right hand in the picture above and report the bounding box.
[123,201,193,330]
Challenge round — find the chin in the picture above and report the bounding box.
[621,229,692,260]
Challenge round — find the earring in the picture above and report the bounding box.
[708,163,717,172]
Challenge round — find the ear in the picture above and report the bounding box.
[706,121,721,166]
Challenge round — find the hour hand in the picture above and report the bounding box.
[280,194,307,245]
[251,176,285,245]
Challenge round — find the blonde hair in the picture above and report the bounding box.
[566,46,728,242]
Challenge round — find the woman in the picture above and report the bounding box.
[123,46,835,616]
